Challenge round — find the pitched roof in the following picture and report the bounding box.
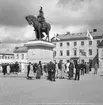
[53,31,103,41]
[0,50,14,55]
[14,46,28,53]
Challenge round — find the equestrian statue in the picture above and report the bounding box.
[25,7,51,41]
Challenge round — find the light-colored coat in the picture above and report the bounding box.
[29,64,34,77]
[94,63,98,74]
[66,62,70,72]
[61,63,65,78]
[7,65,10,74]
[55,63,59,78]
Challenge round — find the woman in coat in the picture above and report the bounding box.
[36,63,42,79]
[69,61,74,79]
[94,63,98,74]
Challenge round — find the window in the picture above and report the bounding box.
[66,50,70,56]
[32,51,35,55]
[22,54,24,59]
[89,41,92,45]
[97,40,100,45]
[53,51,56,57]
[17,54,19,59]
[74,50,77,56]
[2,56,4,59]
[67,42,70,46]
[60,50,63,56]
[8,56,9,59]
[60,43,63,47]
[89,49,92,55]
[74,42,77,46]
[5,56,7,59]
[81,41,84,46]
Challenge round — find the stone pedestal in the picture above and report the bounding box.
[25,40,55,63]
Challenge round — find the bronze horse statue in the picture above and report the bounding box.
[25,15,51,41]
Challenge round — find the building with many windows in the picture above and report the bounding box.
[14,46,28,63]
[98,40,103,68]
[13,46,28,73]
[0,51,14,64]
[53,30,103,63]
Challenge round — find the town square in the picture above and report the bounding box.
[0,0,103,105]
[0,70,103,105]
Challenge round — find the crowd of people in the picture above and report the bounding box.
[0,62,20,75]
[0,60,98,81]
[54,60,93,81]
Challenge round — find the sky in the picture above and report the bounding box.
[0,0,103,51]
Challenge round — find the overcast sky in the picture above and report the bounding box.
[0,0,103,50]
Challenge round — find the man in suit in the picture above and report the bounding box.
[74,60,81,80]
[2,63,7,75]
[15,62,19,74]
[84,62,87,74]
[27,62,31,79]
[49,61,56,81]
[47,62,51,80]
[38,61,43,75]
[81,60,85,75]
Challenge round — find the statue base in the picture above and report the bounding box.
[24,40,55,63]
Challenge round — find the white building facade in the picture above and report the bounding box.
[14,46,28,73]
[14,46,28,63]
[98,40,103,68]
[0,52,14,64]
[53,30,102,63]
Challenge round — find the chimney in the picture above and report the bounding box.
[93,29,97,32]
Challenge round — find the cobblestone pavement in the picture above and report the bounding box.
[0,69,103,105]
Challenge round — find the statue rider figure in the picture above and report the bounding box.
[37,6,45,29]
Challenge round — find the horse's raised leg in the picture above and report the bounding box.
[45,35,47,41]
[45,30,49,42]
[35,31,38,40]
[47,31,49,42]
[48,34,49,42]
